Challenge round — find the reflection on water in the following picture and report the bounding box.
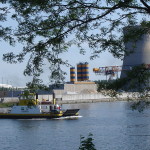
[1,101,150,150]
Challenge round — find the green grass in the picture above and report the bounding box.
[0,102,18,108]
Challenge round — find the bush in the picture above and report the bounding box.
[78,133,96,150]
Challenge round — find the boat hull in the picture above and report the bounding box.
[0,109,80,119]
[0,113,61,119]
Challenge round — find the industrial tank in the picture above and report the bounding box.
[121,26,150,78]
[82,62,89,81]
[77,62,89,81]
[70,67,76,82]
[77,63,83,81]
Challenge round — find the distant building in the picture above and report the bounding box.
[0,84,12,88]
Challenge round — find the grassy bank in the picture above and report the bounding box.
[0,102,18,108]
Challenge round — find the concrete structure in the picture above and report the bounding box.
[56,92,140,104]
[1,94,53,103]
[2,92,140,104]
[53,82,97,99]
[121,26,150,78]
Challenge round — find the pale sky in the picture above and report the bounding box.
[1,2,148,87]
[60,45,122,81]
[0,39,122,87]
[0,2,129,87]
[0,19,123,87]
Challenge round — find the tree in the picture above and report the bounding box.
[95,64,150,111]
[96,64,150,94]
[79,133,96,150]
[0,0,150,85]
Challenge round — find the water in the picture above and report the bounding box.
[1,101,150,150]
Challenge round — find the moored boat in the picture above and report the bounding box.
[0,92,79,119]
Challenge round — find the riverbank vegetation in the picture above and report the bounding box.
[0,102,17,108]
[95,64,150,111]
[96,64,150,95]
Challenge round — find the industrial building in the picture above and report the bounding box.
[0,84,12,88]
[92,26,150,80]
[53,62,97,100]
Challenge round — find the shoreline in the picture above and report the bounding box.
[56,97,139,104]
[0,98,144,113]
[0,92,147,105]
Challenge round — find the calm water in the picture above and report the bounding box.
[1,101,150,150]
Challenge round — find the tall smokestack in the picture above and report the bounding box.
[121,26,150,78]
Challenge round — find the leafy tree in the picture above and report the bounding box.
[0,0,149,84]
[26,77,50,92]
[97,64,150,92]
[95,64,150,111]
[79,133,96,150]
[97,64,150,93]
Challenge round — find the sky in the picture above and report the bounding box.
[0,43,33,87]
[1,1,149,87]
[0,7,123,87]
[0,2,129,87]
[0,40,123,87]
[60,45,122,81]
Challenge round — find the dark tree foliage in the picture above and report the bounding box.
[26,77,50,92]
[0,0,149,85]
[96,64,150,111]
[79,133,96,150]
[97,64,150,92]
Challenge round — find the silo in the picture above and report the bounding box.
[70,67,76,82]
[121,26,150,78]
[82,62,89,81]
[77,63,83,81]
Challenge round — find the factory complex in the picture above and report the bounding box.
[53,62,98,102]
[1,26,150,103]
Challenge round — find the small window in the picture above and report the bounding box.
[21,107,24,110]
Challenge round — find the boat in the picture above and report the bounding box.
[0,92,79,119]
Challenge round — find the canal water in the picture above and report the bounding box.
[1,101,150,150]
